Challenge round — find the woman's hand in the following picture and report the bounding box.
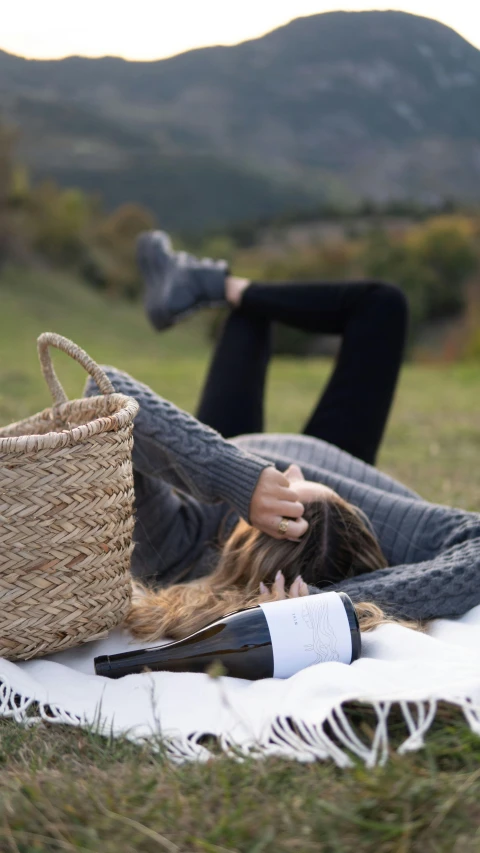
[284,463,305,483]
[284,462,335,504]
[258,571,309,601]
[249,466,308,540]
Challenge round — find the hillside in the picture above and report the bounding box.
[1,10,480,230]
[0,266,213,425]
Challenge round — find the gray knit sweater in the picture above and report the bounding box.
[86,369,480,622]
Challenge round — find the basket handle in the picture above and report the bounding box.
[37,333,115,408]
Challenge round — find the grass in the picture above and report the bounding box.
[0,265,480,851]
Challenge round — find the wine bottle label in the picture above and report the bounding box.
[259,591,352,679]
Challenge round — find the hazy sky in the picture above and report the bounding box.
[2,0,480,60]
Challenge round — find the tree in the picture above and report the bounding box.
[28,181,95,266]
[86,203,157,298]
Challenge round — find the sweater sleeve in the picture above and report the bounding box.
[232,434,422,502]
[85,367,271,521]
[308,536,480,621]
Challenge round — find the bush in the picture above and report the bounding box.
[406,216,477,319]
[360,230,431,333]
[85,204,156,298]
[27,182,95,266]
[1,119,479,358]
[361,217,478,335]
[253,242,356,283]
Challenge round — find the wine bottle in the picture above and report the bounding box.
[94,592,361,680]
[95,591,361,681]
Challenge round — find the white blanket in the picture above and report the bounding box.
[2,606,480,767]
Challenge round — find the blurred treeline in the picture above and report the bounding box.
[228,215,480,357]
[1,124,480,359]
[0,125,155,298]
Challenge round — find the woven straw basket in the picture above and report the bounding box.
[0,333,139,661]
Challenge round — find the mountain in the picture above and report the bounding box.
[1,10,479,231]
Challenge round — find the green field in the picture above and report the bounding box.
[0,266,480,852]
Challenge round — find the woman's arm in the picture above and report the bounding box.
[85,368,306,538]
[308,536,480,621]
[233,434,422,502]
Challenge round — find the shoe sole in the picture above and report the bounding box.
[136,232,175,329]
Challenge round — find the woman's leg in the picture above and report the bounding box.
[241,280,408,464]
[197,279,408,464]
[196,308,272,436]
[137,232,407,463]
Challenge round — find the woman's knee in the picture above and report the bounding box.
[370,281,409,316]
[367,282,409,330]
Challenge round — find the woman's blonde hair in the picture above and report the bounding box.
[126,493,420,642]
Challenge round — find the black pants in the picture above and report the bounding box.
[196,280,408,465]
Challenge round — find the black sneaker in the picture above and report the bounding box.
[136,231,228,330]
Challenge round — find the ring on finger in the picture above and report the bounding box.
[278,517,290,534]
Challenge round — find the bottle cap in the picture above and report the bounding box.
[94,654,113,676]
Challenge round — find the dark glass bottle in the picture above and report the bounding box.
[95,591,361,681]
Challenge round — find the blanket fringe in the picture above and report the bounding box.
[1,672,479,767]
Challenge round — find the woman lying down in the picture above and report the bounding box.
[86,231,480,644]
